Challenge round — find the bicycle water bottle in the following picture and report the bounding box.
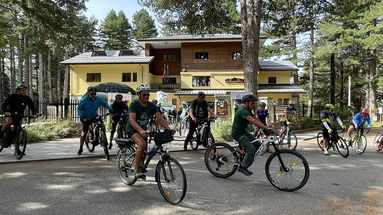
[200,124,206,142]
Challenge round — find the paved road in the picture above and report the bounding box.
[0,136,383,215]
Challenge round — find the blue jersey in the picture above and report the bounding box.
[77,96,113,118]
[352,112,371,128]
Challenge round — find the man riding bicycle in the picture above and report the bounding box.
[109,94,129,149]
[254,102,269,137]
[278,100,298,149]
[346,108,371,151]
[77,87,113,155]
[126,84,173,179]
[321,104,346,155]
[0,84,37,155]
[183,92,216,150]
[232,94,273,176]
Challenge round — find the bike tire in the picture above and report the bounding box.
[116,147,137,185]
[373,133,383,151]
[85,130,95,152]
[356,135,367,154]
[280,133,298,150]
[155,157,187,205]
[0,141,4,153]
[206,132,215,148]
[265,149,310,192]
[100,130,110,160]
[204,142,239,178]
[14,129,27,160]
[316,133,324,151]
[335,137,349,158]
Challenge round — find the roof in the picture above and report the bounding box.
[138,34,267,41]
[259,61,298,71]
[60,50,154,65]
[175,85,306,96]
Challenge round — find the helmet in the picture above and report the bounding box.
[16,84,28,91]
[181,101,187,105]
[288,100,296,105]
[242,94,258,102]
[324,104,335,110]
[152,99,158,104]
[87,86,97,94]
[115,94,123,100]
[362,108,369,113]
[136,83,151,93]
[260,102,266,107]
[197,92,206,98]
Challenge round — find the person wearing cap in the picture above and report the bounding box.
[178,101,189,136]
[109,94,129,149]
[321,104,346,155]
[232,94,273,176]
[0,84,37,154]
[278,100,299,149]
[184,92,215,150]
[347,108,371,153]
[254,102,269,137]
[77,86,113,155]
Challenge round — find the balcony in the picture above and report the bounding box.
[150,83,181,90]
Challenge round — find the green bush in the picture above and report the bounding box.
[26,119,81,143]
[212,117,233,141]
[298,117,321,129]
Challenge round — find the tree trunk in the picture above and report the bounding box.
[0,52,3,102]
[2,48,7,97]
[38,53,45,114]
[17,35,24,84]
[367,52,377,111]
[47,50,53,103]
[307,27,315,117]
[28,54,33,97]
[57,69,61,102]
[62,53,70,100]
[10,45,16,91]
[240,0,262,96]
[24,37,29,88]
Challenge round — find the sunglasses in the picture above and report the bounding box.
[141,94,150,97]
[90,93,96,96]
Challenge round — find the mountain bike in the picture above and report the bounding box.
[316,129,349,157]
[185,117,215,150]
[279,122,298,150]
[205,134,310,192]
[84,113,111,160]
[374,128,383,152]
[347,126,369,155]
[115,130,187,205]
[0,114,37,160]
[115,113,128,138]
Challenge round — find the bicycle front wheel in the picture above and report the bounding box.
[356,135,367,154]
[116,147,137,185]
[100,130,110,160]
[265,149,310,192]
[373,133,383,151]
[85,130,95,152]
[204,142,239,178]
[14,129,27,160]
[280,133,298,150]
[316,133,325,151]
[335,137,349,158]
[155,157,187,205]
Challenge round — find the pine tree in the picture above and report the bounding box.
[132,9,158,39]
[100,10,132,50]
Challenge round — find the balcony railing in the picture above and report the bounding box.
[150,83,181,90]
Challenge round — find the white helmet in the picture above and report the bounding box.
[136,83,151,93]
[181,101,187,105]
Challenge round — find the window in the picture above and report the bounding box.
[163,54,176,61]
[122,73,138,82]
[268,77,277,84]
[91,50,106,56]
[163,77,177,84]
[232,52,243,59]
[86,73,101,82]
[195,52,208,60]
[192,76,211,87]
[278,98,283,105]
[133,73,137,82]
[283,99,290,105]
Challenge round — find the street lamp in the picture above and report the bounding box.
[273,101,276,123]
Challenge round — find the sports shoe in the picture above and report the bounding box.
[108,143,113,150]
[356,149,362,154]
[238,166,253,176]
[77,147,83,155]
[378,145,383,151]
[289,146,294,150]
[134,171,146,180]
[324,150,329,155]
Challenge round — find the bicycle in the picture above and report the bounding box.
[185,117,215,150]
[347,126,369,155]
[279,122,298,150]
[115,130,187,205]
[255,129,277,156]
[115,113,129,138]
[316,129,349,157]
[0,114,37,160]
[204,134,310,192]
[84,113,111,160]
[373,127,383,152]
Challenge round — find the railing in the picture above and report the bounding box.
[150,83,181,90]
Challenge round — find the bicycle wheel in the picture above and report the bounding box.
[155,157,187,205]
[356,135,367,154]
[85,130,95,152]
[206,132,215,147]
[14,129,27,160]
[316,133,325,151]
[265,149,310,192]
[335,137,349,158]
[116,147,137,185]
[190,134,198,150]
[100,129,110,160]
[373,133,383,150]
[204,142,239,178]
[280,133,298,150]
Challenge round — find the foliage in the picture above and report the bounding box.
[100,10,132,49]
[132,9,158,39]
[26,119,81,142]
[298,117,321,130]
[211,117,233,141]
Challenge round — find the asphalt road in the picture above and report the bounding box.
[0,138,383,215]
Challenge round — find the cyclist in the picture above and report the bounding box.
[232,94,273,176]
[126,84,173,179]
[254,102,269,137]
[77,87,113,155]
[378,127,383,151]
[184,92,216,150]
[346,108,371,149]
[0,84,37,155]
[321,104,346,155]
[278,100,299,148]
[178,101,189,136]
[109,94,129,149]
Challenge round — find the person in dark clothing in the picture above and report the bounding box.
[109,94,129,149]
[183,92,215,150]
[1,84,37,153]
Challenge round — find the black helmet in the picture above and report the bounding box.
[115,94,123,99]
[16,84,28,91]
[87,86,97,94]
[152,99,158,104]
[242,94,257,102]
[197,92,206,98]
[260,102,266,107]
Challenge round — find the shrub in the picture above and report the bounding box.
[212,117,233,141]
[298,117,321,130]
[26,119,81,143]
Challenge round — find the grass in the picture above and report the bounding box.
[26,119,81,143]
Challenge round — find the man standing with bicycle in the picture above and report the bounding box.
[109,94,129,149]
[321,104,346,155]
[232,94,273,176]
[184,92,215,150]
[346,108,371,152]
[0,84,37,155]
[77,87,113,155]
[126,84,173,179]
[278,100,298,149]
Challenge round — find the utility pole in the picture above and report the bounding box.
[330,53,335,105]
